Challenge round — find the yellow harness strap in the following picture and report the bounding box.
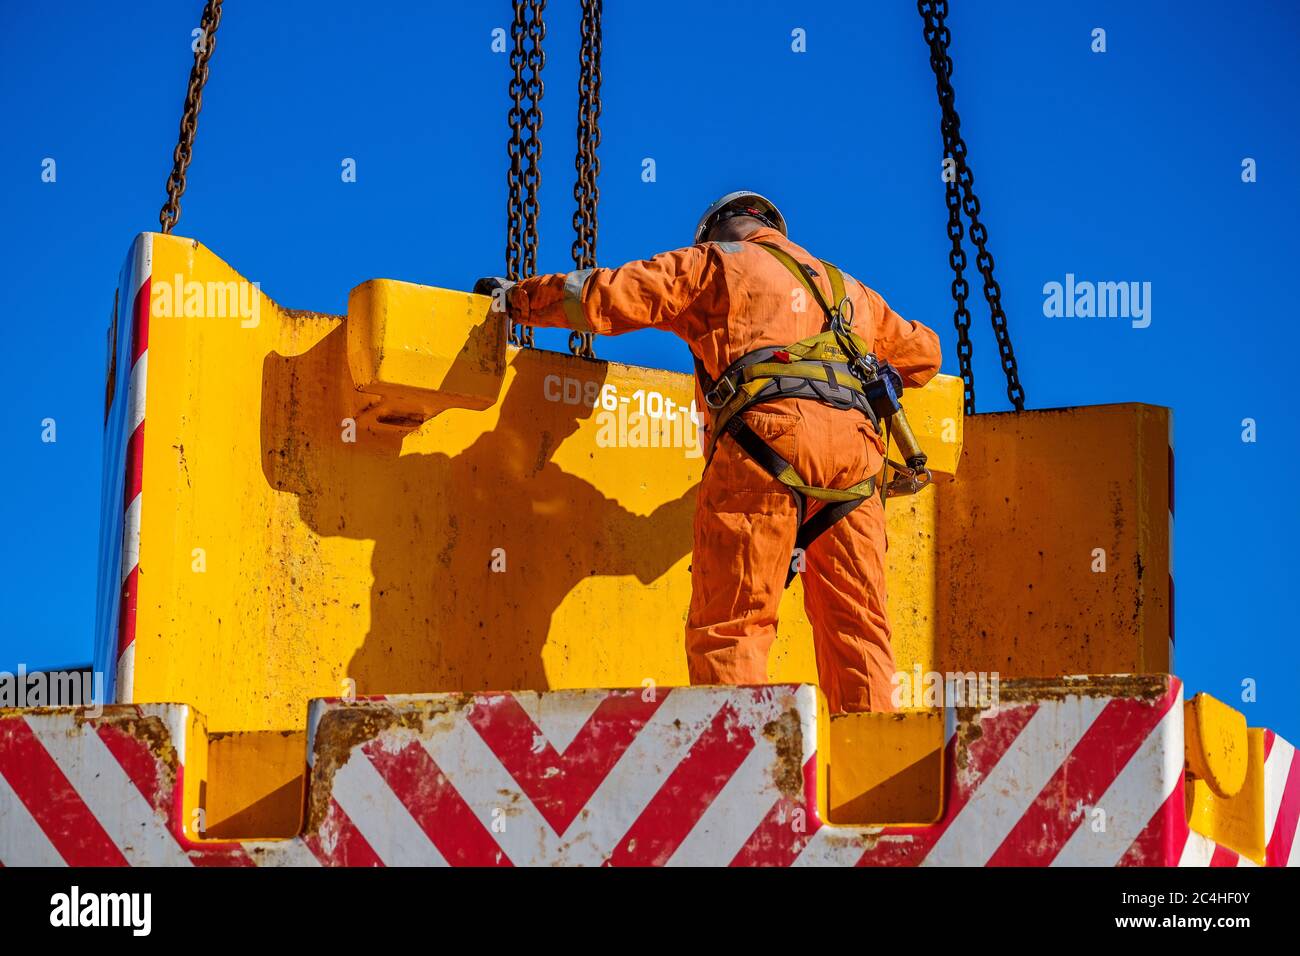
[756,242,847,317]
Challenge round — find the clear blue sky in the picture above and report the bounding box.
[1,1,1296,739]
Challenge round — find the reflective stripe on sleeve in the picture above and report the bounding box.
[562,268,595,332]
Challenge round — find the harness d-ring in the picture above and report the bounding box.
[831,295,854,333]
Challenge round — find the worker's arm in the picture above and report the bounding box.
[860,284,942,388]
[507,245,720,336]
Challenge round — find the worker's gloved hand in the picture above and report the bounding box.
[473,276,516,315]
[877,360,903,396]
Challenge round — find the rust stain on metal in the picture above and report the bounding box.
[953,707,983,772]
[533,431,556,475]
[994,674,1167,703]
[72,708,179,811]
[376,413,426,429]
[281,309,344,324]
[437,513,460,568]
[762,706,804,798]
[950,676,1167,771]
[306,698,462,831]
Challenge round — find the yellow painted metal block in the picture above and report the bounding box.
[131,233,965,731]
[124,234,963,824]
[1186,727,1269,864]
[827,709,945,825]
[934,404,1172,678]
[891,373,964,476]
[1184,692,1248,798]
[346,279,506,427]
[203,731,306,839]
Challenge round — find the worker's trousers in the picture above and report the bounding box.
[685,401,896,714]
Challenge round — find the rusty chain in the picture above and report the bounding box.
[159,0,224,234]
[567,0,602,359]
[919,0,1025,413]
[507,0,546,348]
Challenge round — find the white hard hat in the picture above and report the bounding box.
[693,190,787,244]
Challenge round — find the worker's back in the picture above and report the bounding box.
[669,227,942,460]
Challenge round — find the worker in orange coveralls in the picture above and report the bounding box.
[477,192,942,712]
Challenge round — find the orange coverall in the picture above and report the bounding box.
[508,227,942,712]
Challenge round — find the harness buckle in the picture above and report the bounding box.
[704,375,738,409]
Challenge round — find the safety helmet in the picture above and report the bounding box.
[693,190,787,244]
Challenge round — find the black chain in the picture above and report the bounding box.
[159,0,224,234]
[919,0,1025,413]
[507,0,546,348]
[568,0,603,359]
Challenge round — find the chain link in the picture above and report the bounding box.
[506,0,546,348]
[918,0,1025,413]
[567,0,603,359]
[159,0,224,234]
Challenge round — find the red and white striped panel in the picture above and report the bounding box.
[0,704,311,867]
[114,233,152,703]
[1176,730,1300,867]
[1263,731,1300,866]
[1,681,1296,867]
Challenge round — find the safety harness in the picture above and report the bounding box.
[694,242,895,587]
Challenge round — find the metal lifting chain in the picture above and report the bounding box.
[567,0,603,359]
[507,0,547,348]
[159,0,224,234]
[918,0,1025,413]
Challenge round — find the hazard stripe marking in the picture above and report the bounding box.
[1266,741,1300,867]
[0,681,1293,868]
[607,702,755,866]
[304,799,383,868]
[730,754,821,867]
[0,762,66,866]
[0,718,128,866]
[1056,686,1184,867]
[989,689,1176,866]
[365,737,511,866]
[26,715,192,867]
[466,688,665,836]
[926,695,1112,866]
[328,747,444,866]
[855,702,1040,867]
